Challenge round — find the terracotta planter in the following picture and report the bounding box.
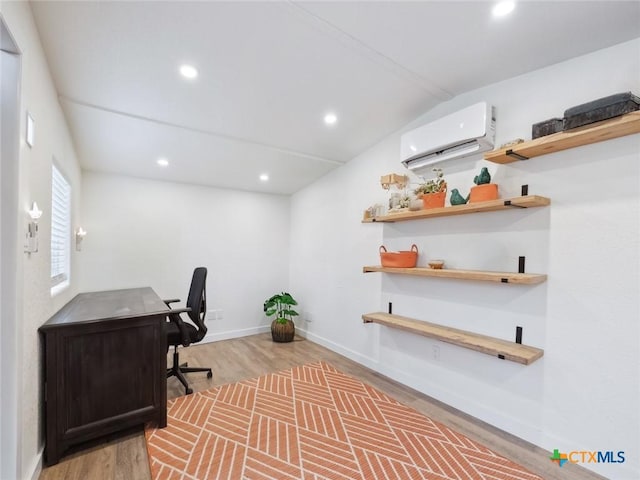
[469,183,499,203]
[421,191,446,209]
[271,319,295,343]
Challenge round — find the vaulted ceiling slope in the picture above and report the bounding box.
[31,1,640,194]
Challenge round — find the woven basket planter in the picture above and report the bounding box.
[271,319,295,343]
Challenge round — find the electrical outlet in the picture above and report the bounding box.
[432,345,440,361]
[207,309,223,321]
[305,311,314,322]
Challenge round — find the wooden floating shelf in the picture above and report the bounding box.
[362,195,549,223]
[484,110,640,164]
[363,266,547,284]
[362,312,544,365]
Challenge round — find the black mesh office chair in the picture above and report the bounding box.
[164,267,212,395]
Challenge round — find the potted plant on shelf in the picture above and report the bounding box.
[414,168,447,209]
[263,292,299,343]
[469,167,499,203]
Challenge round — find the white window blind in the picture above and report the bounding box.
[51,165,70,289]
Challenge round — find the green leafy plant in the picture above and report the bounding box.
[414,168,447,196]
[263,292,299,324]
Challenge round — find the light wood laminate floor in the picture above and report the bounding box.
[39,334,607,480]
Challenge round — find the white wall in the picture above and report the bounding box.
[291,39,640,479]
[0,24,21,480]
[0,3,83,479]
[78,172,291,341]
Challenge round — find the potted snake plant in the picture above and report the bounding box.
[263,292,299,342]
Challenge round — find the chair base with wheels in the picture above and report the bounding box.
[167,344,212,395]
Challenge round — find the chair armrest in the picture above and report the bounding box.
[163,298,181,306]
[167,307,193,347]
[168,307,191,315]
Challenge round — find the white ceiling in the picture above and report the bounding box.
[30,1,640,195]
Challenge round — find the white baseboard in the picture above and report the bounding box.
[299,328,379,372]
[200,325,270,344]
[27,448,43,480]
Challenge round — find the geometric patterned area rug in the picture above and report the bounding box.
[145,361,543,480]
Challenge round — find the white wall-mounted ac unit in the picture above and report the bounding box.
[401,102,496,176]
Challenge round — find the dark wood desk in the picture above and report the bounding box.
[40,287,169,465]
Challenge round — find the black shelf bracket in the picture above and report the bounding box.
[504,186,530,208]
[498,354,506,360]
[516,326,523,344]
[388,302,393,314]
[518,256,526,274]
[503,200,526,209]
[506,149,529,161]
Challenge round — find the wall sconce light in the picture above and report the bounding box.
[25,201,42,253]
[75,227,87,251]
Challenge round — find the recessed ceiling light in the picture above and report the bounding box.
[492,1,515,17]
[157,158,169,167]
[179,64,198,79]
[259,173,269,182]
[324,113,337,125]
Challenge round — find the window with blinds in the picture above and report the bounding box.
[51,164,71,291]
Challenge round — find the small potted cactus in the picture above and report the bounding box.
[469,167,499,203]
[414,168,447,209]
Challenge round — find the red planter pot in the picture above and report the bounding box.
[421,191,446,209]
[469,183,498,203]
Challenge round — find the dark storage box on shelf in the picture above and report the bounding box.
[564,92,640,130]
[532,117,564,139]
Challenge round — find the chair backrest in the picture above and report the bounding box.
[186,267,208,341]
